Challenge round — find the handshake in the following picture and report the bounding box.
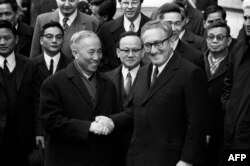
[89,116,115,135]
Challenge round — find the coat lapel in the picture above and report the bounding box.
[208,54,229,81]
[37,55,50,78]
[66,63,93,107]
[0,69,5,88]
[141,54,180,105]
[15,54,28,91]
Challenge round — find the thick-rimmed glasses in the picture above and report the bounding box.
[143,36,170,51]
[206,34,228,42]
[118,48,142,55]
[42,34,63,40]
[121,1,140,8]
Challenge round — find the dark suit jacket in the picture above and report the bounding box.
[40,62,118,166]
[98,13,150,72]
[186,4,204,36]
[0,54,36,152]
[16,21,34,57]
[30,9,99,58]
[111,54,208,166]
[182,30,205,51]
[175,40,205,71]
[32,53,72,136]
[222,38,250,149]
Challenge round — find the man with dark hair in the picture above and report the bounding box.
[202,5,236,52]
[32,21,72,150]
[156,2,205,70]
[0,20,36,166]
[30,0,99,58]
[98,0,150,72]
[0,0,33,57]
[106,31,143,166]
[91,0,116,24]
[203,22,232,166]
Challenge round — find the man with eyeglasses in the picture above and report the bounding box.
[30,0,99,58]
[95,20,208,166]
[105,31,143,166]
[203,22,232,166]
[156,3,205,71]
[221,0,250,158]
[98,0,150,72]
[32,21,72,151]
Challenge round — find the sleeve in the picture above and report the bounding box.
[180,67,208,164]
[40,77,92,141]
[30,15,43,58]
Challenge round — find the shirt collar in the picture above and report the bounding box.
[124,13,141,32]
[179,29,185,40]
[152,51,174,79]
[44,52,61,73]
[0,51,16,72]
[59,9,77,27]
[121,64,140,84]
[172,38,179,51]
[74,60,93,79]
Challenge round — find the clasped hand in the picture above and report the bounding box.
[89,116,114,135]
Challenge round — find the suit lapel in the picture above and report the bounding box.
[66,63,93,107]
[208,54,228,81]
[15,54,27,91]
[0,69,5,88]
[142,54,180,105]
[37,55,50,78]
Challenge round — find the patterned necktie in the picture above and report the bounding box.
[49,59,54,75]
[63,17,69,32]
[4,59,10,74]
[151,67,158,87]
[129,22,135,32]
[124,72,132,95]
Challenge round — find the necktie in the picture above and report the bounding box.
[129,22,135,32]
[49,59,54,75]
[4,59,10,74]
[63,17,69,32]
[124,72,132,95]
[151,67,158,87]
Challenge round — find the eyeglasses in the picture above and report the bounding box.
[143,36,170,51]
[121,1,140,8]
[119,48,142,55]
[43,34,63,40]
[243,16,250,21]
[207,18,224,24]
[206,34,228,41]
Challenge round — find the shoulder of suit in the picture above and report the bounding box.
[18,22,34,36]
[78,11,99,24]
[105,66,121,78]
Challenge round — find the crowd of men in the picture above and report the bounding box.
[0,0,250,166]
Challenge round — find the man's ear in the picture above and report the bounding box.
[39,36,43,46]
[15,35,19,45]
[71,48,78,59]
[184,17,189,25]
[227,36,232,47]
[116,48,121,58]
[203,20,207,29]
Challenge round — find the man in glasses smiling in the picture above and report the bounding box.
[106,31,143,166]
[98,0,150,72]
[32,21,72,151]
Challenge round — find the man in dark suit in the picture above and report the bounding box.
[156,3,205,70]
[96,20,208,166]
[221,1,250,154]
[32,21,72,149]
[40,30,118,166]
[30,0,99,58]
[0,20,36,166]
[105,31,144,166]
[98,0,150,72]
[0,0,33,57]
[203,22,232,166]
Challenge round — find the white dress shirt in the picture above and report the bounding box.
[0,51,16,73]
[58,9,77,27]
[44,52,61,74]
[122,64,140,87]
[124,13,141,32]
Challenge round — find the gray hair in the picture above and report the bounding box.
[243,0,250,9]
[140,20,173,38]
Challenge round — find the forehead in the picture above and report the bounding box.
[207,12,223,20]
[0,28,14,35]
[120,35,141,46]
[244,8,250,16]
[162,12,182,21]
[207,27,227,35]
[44,27,63,34]
[0,3,14,12]
[142,28,167,42]
[79,36,101,48]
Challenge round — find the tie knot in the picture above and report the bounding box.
[154,67,158,76]
[127,72,131,78]
[129,22,134,32]
[4,58,7,66]
[63,17,69,24]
